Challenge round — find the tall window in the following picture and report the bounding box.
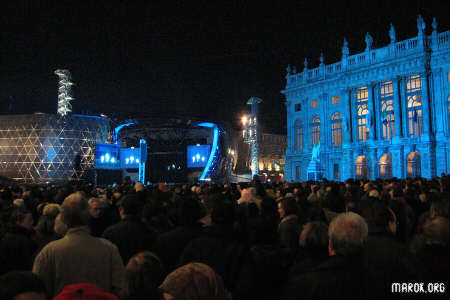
[356,87,369,142]
[294,119,303,151]
[296,166,301,181]
[311,116,321,146]
[331,112,342,147]
[448,95,450,132]
[380,81,395,140]
[406,75,422,137]
[311,100,318,108]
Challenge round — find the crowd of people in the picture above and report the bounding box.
[0,175,449,299]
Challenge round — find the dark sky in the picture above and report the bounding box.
[1,0,449,134]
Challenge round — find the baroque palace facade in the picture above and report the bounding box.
[282,16,450,181]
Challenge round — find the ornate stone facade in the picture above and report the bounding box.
[282,16,450,181]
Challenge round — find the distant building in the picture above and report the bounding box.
[283,16,450,181]
[259,133,286,182]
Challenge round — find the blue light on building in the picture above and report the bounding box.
[197,122,219,180]
[283,16,450,181]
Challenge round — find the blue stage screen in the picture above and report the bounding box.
[95,143,120,169]
[187,145,210,168]
[120,148,140,169]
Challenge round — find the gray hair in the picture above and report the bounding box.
[328,212,368,256]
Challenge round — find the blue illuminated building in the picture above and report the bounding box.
[283,16,450,181]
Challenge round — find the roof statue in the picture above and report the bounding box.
[342,38,349,57]
[365,32,373,51]
[389,23,396,44]
[417,14,426,36]
[286,64,292,75]
[432,17,437,32]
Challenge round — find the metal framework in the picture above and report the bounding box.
[54,69,74,116]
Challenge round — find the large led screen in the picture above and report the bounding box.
[187,145,210,168]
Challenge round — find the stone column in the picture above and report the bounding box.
[421,73,431,140]
[435,143,447,176]
[367,83,376,141]
[392,77,403,139]
[400,76,409,137]
[367,148,378,180]
[342,147,354,180]
[391,145,405,179]
[342,88,352,144]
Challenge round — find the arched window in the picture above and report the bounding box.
[407,151,421,178]
[311,116,321,146]
[406,75,423,137]
[379,153,392,179]
[331,112,342,147]
[356,87,369,142]
[380,81,395,140]
[294,119,303,151]
[356,155,368,179]
[407,95,423,137]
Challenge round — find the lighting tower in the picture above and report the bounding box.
[54,69,74,116]
[242,97,262,177]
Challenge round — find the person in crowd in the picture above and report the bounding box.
[121,251,172,300]
[88,197,113,237]
[34,203,61,251]
[0,271,47,300]
[413,216,450,287]
[283,212,369,300]
[160,262,232,300]
[180,198,247,295]
[154,197,203,273]
[53,213,68,238]
[0,207,37,275]
[362,203,418,299]
[32,192,124,298]
[102,194,157,264]
[278,197,300,254]
[291,221,329,273]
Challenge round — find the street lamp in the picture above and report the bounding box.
[241,97,263,177]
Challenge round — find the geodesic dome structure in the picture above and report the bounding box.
[0,114,109,183]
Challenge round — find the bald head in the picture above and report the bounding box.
[61,192,89,228]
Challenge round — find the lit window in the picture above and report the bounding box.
[331,112,342,147]
[311,99,318,108]
[356,87,369,142]
[406,75,422,137]
[332,96,340,104]
[311,116,321,146]
[294,119,303,151]
[380,81,395,140]
[448,72,450,82]
[406,75,422,92]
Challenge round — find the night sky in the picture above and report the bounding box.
[1,1,449,134]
